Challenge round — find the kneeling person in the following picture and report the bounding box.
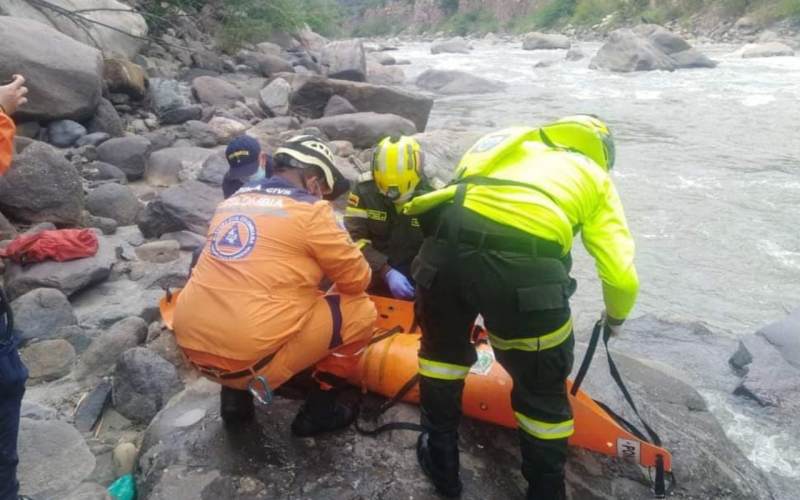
[173,136,377,436]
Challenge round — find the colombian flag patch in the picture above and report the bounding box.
[348,193,360,206]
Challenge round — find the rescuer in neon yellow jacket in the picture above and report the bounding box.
[405,115,637,499]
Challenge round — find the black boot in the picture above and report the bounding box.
[220,386,254,426]
[417,432,462,498]
[291,380,358,437]
[526,473,566,500]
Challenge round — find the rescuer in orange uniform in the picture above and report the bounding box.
[173,135,377,436]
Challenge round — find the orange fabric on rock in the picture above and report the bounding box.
[0,112,16,176]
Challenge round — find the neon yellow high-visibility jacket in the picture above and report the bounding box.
[404,127,639,321]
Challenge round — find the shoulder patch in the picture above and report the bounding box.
[357,171,374,183]
[348,193,360,207]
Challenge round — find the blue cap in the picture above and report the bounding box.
[226,135,261,180]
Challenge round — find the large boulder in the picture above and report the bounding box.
[85,98,124,138]
[0,0,148,59]
[85,183,144,225]
[137,180,223,238]
[523,32,571,50]
[10,288,78,344]
[191,76,245,108]
[305,112,416,149]
[321,40,367,82]
[145,147,217,187]
[245,117,301,148]
[431,37,470,55]
[416,69,506,95]
[284,73,434,132]
[0,17,103,122]
[47,120,87,148]
[20,339,76,381]
[259,77,291,116]
[0,142,84,225]
[184,120,218,148]
[413,129,483,185]
[150,78,186,116]
[73,316,148,385]
[104,58,148,100]
[591,25,716,72]
[324,95,358,117]
[741,42,795,58]
[113,347,183,424]
[367,63,406,86]
[72,280,163,329]
[298,27,328,53]
[257,54,295,77]
[97,136,152,180]
[208,117,249,145]
[197,153,228,187]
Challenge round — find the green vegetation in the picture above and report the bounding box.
[352,16,397,37]
[444,9,499,35]
[437,0,460,15]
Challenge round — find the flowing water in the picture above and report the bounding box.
[392,41,800,492]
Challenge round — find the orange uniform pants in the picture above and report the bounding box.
[181,293,376,392]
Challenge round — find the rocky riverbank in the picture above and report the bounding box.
[0,2,798,499]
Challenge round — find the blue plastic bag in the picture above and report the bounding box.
[108,474,136,500]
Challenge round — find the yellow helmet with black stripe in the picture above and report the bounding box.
[371,136,423,204]
[538,115,616,171]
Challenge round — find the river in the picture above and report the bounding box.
[391,40,800,495]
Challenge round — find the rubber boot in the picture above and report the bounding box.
[526,473,566,500]
[220,386,255,426]
[291,379,359,437]
[417,432,462,498]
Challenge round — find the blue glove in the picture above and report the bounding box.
[384,268,415,300]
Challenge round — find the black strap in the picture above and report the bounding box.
[368,326,404,346]
[0,285,14,345]
[449,175,561,208]
[355,374,423,436]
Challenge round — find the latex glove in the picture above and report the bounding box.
[384,268,415,300]
[0,75,28,116]
[601,310,624,338]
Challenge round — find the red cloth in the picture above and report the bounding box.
[0,229,99,263]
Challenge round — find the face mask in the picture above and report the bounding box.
[245,167,266,183]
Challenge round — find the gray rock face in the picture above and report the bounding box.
[10,288,78,344]
[259,77,291,116]
[73,316,148,385]
[413,130,484,186]
[20,339,76,381]
[416,69,507,95]
[741,42,795,58]
[245,117,301,145]
[135,240,181,264]
[138,255,192,290]
[137,180,223,238]
[257,54,295,77]
[159,105,202,125]
[150,78,186,115]
[192,49,224,72]
[192,76,245,108]
[184,120,218,148]
[72,279,163,329]
[431,37,470,55]
[591,25,716,72]
[145,147,217,187]
[4,233,116,300]
[0,17,103,122]
[298,27,328,53]
[97,136,153,181]
[286,73,433,132]
[48,120,87,148]
[324,94,358,117]
[84,161,127,184]
[85,98,124,138]
[197,153,228,187]
[86,183,144,225]
[113,347,183,423]
[208,117,248,145]
[367,63,406,86]
[321,40,367,82]
[523,32,571,50]
[305,112,416,149]
[76,132,111,148]
[160,231,206,251]
[0,142,84,225]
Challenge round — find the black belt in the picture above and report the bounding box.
[193,351,277,380]
[435,222,563,258]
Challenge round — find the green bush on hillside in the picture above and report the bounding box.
[445,9,499,35]
[571,0,614,26]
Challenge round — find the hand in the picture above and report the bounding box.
[384,268,415,300]
[0,75,28,116]
[600,310,624,338]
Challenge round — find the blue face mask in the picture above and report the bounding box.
[245,167,266,183]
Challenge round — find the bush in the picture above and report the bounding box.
[530,0,578,29]
[353,16,396,37]
[438,0,460,15]
[445,9,499,35]
[571,0,614,25]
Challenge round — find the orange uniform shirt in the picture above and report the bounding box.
[0,112,16,176]
[173,177,371,361]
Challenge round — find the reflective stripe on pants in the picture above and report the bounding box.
[419,357,471,381]
[515,412,574,440]
[489,318,573,352]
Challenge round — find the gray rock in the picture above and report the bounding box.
[76,132,111,148]
[523,32,571,50]
[18,419,96,497]
[73,317,148,385]
[591,25,716,72]
[566,47,586,61]
[72,280,163,330]
[142,129,178,151]
[183,68,220,83]
[145,146,217,187]
[730,332,800,410]
[431,37,470,55]
[62,482,113,500]
[150,78,185,114]
[366,63,406,86]
[97,136,152,180]
[256,41,283,56]
[15,122,41,139]
[85,98,124,138]
[20,401,57,421]
[191,49,224,72]
[83,161,127,184]
[184,120,218,148]
[741,42,795,58]
[196,152,228,187]
[269,28,301,50]
[413,129,483,186]
[207,117,248,145]
[56,325,93,354]
[159,105,202,125]
[74,380,112,433]
[369,52,396,66]
[138,255,191,290]
[10,288,78,344]
[160,231,206,251]
[305,112,416,149]
[416,69,506,95]
[86,183,144,225]
[297,27,328,53]
[135,240,181,264]
[0,211,17,240]
[147,329,185,371]
[48,120,87,148]
[191,76,245,108]
[324,95,358,117]
[104,58,148,100]
[113,347,183,423]
[137,180,224,238]
[245,116,301,145]
[321,40,367,82]
[758,307,800,368]
[82,212,118,236]
[0,142,84,225]
[0,17,103,122]
[257,54,295,77]
[4,234,116,300]
[20,339,76,381]
[259,77,291,116]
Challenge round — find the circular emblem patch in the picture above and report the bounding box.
[210,215,257,261]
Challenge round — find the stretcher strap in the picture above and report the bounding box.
[0,285,14,345]
[355,374,423,436]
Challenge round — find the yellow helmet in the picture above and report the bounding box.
[539,115,616,171]
[371,136,424,203]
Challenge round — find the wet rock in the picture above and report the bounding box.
[260,77,291,116]
[145,146,216,187]
[0,17,103,122]
[184,120,218,147]
[741,42,795,58]
[566,47,586,61]
[523,32,571,50]
[0,142,84,225]
[48,120,87,148]
[113,347,183,423]
[73,317,148,385]
[150,78,185,115]
[10,288,78,344]
[208,116,248,145]
[74,380,112,433]
[18,419,96,497]
[321,40,367,82]
[83,161,127,184]
[76,132,111,148]
[324,95,358,117]
[159,105,202,125]
[306,112,415,149]
[113,443,138,477]
[197,152,228,187]
[72,279,163,329]
[82,212,118,236]
[160,231,206,251]
[86,98,124,138]
[135,240,181,264]
[431,37,470,55]
[416,69,506,95]
[21,339,76,381]
[192,76,245,108]
[104,58,148,100]
[137,180,223,238]
[4,233,116,300]
[97,136,152,180]
[86,183,144,225]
